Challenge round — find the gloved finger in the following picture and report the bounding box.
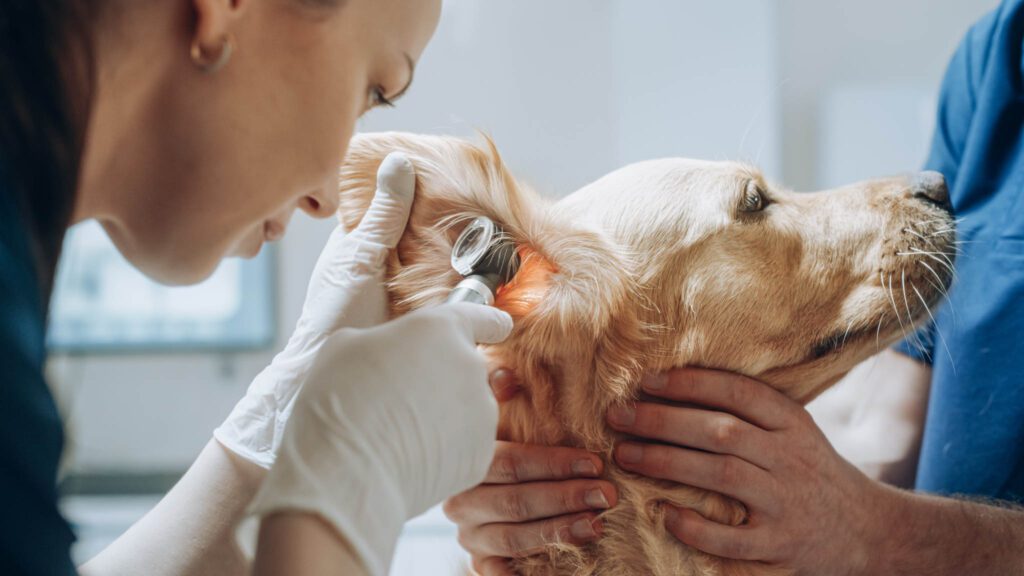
[472,555,516,576]
[443,303,514,344]
[458,512,603,558]
[350,152,416,251]
[304,224,349,301]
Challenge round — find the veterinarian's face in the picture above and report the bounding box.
[566,160,955,401]
[108,0,441,284]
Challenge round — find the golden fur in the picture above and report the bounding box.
[335,132,956,576]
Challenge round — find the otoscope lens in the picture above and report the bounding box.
[451,217,497,276]
[455,227,482,258]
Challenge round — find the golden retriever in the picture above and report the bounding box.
[334,132,956,576]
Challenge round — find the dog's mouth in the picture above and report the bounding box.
[786,213,958,369]
[815,214,957,363]
[880,215,957,330]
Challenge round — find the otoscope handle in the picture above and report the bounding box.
[446,275,498,306]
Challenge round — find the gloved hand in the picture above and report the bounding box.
[249,302,513,576]
[214,152,416,469]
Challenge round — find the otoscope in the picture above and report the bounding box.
[445,216,520,305]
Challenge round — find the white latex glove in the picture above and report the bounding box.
[249,302,513,576]
[215,152,416,468]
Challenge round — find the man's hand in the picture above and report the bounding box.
[607,368,890,576]
[445,367,618,576]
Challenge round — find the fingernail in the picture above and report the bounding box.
[607,405,636,427]
[570,518,598,540]
[572,459,599,477]
[584,489,610,509]
[664,506,679,524]
[641,373,668,390]
[617,443,643,465]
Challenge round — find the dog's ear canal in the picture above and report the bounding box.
[336,132,533,314]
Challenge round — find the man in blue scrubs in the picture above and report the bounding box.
[893,0,1024,502]
[602,1,1024,573]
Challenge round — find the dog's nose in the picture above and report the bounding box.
[911,171,950,210]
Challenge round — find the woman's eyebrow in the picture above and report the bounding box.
[391,52,417,101]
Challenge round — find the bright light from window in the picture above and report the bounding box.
[48,221,275,352]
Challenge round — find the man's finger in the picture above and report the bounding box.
[613,442,773,509]
[443,479,616,525]
[472,555,517,576]
[350,151,416,255]
[664,505,771,561]
[483,442,604,484]
[641,368,798,430]
[488,368,522,403]
[606,402,777,469]
[458,512,602,558]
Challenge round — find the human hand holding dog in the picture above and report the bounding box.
[607,367,892,576]
[443,369,618,576]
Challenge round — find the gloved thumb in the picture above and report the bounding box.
[443,303,514,344]
[351,152,416,249]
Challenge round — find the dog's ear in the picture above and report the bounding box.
[337,131,546,314]
[338,134,650,449]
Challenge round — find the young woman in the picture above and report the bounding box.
[0,1,513,575]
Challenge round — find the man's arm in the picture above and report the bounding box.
[876,487,1024,576]
[807,349,932,487]
[79,439,263,576]
[608,367,1024,576]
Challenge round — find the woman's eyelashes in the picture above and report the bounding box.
[372,85,396,108]
[366,85,396,112]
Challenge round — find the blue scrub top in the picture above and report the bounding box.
[0,172,76,572]
[895,0,1024,502]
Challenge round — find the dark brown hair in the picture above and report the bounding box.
[0,1,93,308]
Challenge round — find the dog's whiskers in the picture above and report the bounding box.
[911,283,957,375]
[885,272,910,345]
[840,318,856,352]
[900,269,926,351]
[874,313,885,351]
[908,248,957,280]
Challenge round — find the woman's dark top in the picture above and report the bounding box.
[0,174,76,573]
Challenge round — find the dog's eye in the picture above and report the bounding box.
[740,181,767,213]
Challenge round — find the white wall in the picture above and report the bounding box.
[777,0,997,190]
[610,0,779,177]
[50,0,995,476]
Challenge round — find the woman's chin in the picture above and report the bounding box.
[228,233,264,260]
[131,245,230,287]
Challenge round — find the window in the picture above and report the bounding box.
[48,221,275,352]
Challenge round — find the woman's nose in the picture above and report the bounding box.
[299,187,339,219]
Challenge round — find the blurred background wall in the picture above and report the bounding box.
[49,0,996,571]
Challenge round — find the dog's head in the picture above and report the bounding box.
[338,131,953,414]
[559,157,954,403]
[336,132,955,572]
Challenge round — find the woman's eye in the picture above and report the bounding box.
[740,182,767,213]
